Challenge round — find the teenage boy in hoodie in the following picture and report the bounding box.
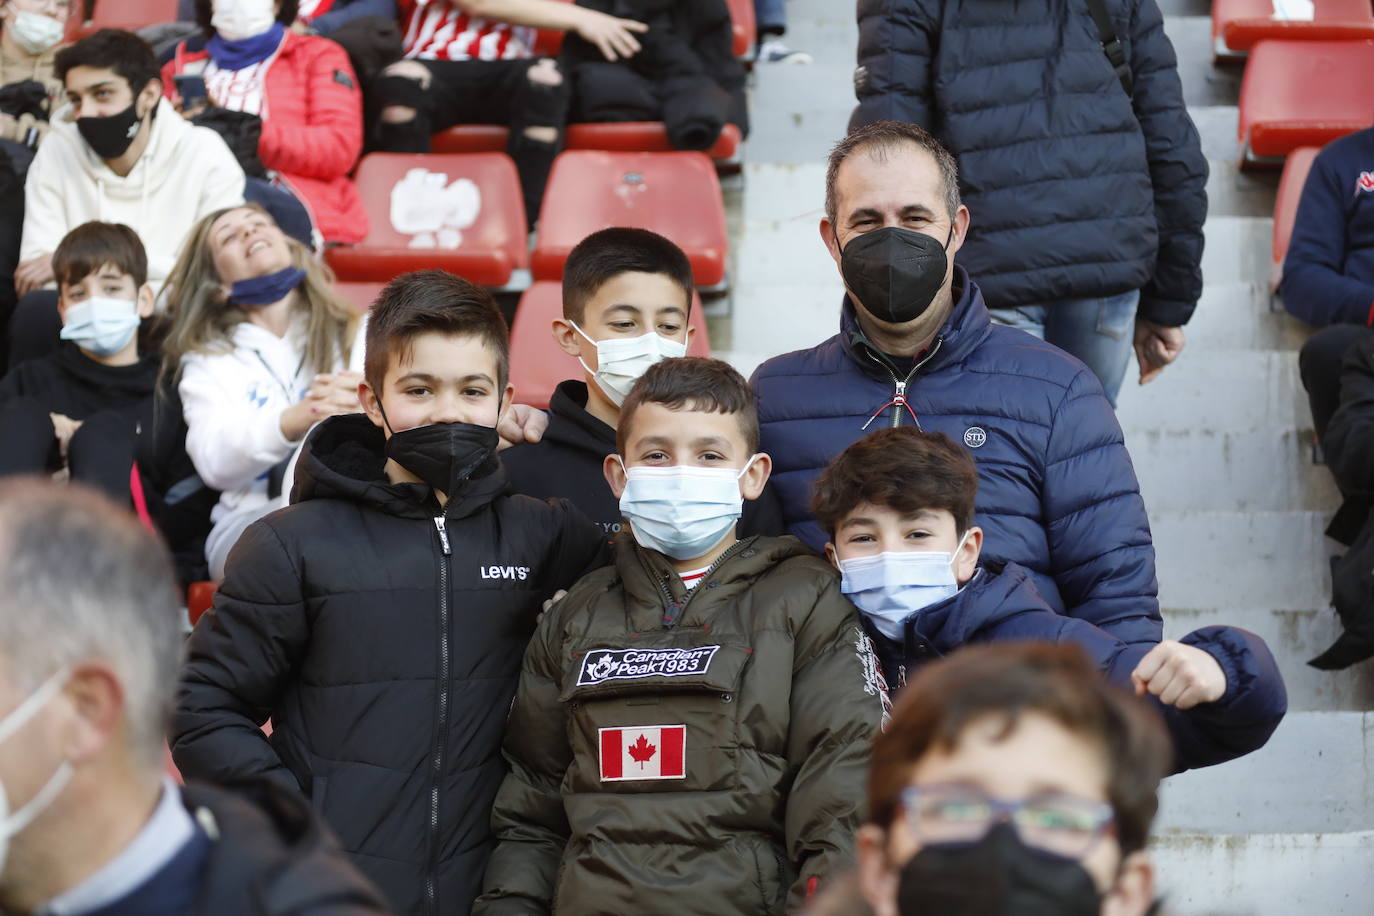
[173,269,607,915]
[0,220,214,584]
[811,425,1288,773]
[10,28,244,366]
[502,226,783,541]
[476,357,888,915]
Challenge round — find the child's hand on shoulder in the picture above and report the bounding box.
[1131,641,1226,710]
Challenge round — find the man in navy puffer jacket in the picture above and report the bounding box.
[850,0,1207,405]
[751,121,1159,647]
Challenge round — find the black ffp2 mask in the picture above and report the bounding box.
[840,224,953,324]
[383,421,499,500]
[76,100,144,160]
[897,823,1105,916]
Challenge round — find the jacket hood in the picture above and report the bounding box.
[48,96,196,198]
[291,413,509,521]
[911,561,1048,650]
[613,531,821,606]
[839,264,993,380]
[52,342,160,394]
[181,781,388,914]
[545,380,616,455]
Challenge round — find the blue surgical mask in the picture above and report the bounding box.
[229,266,306,307]
[839,534,970,640]
[59,297,141,357]
[618,459,757,561]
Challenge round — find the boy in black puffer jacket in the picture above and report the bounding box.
[172,270,607,915]
[812,426,1287,773]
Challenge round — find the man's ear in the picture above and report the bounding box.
[62,663,125,764]
[1101,851,1154,916]
[551,318,585,359]
[820,216,841,267]
[603,453,628,498]
[947,204,971,258]
[955,526,982,584]
[855,824,901,916]
[739,452,771,500]
[359,380,385,431]
[136,283,156,320]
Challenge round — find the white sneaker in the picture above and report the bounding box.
[756,39,813,65]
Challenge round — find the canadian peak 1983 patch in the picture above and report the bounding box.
[577,646,721,686]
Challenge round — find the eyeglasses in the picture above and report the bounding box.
[899,784,1116,860]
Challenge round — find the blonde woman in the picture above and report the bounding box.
[161,202,363,578]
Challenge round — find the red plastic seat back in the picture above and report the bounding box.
[326,153,528,287]
[334,281,388,312]
[435,123,742,161]
[1272,145,1322,289]
[1214,0,1374,57]
[533,151,728,286]
[1239,40,1374,160]
[510,282,711,408]
[88,0,181,33]
[726,0,755,58]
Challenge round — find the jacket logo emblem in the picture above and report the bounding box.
[480,565,530,580]
[853,629,893,731]
[963,427,987,448]
[599,725,686,781]
[1358,172,1374,194]
[577,646,721,686]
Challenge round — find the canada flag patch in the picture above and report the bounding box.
[599,725,686,782]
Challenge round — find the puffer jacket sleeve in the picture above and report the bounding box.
[1043,368,1161,645]
[1323,337,1374,496]
[1280,149,1374,327]
[259,38,363,181]
[1128,0,1208,327]
[783,574,888,909]
[473,604,573,914]
[851,0,937,129]
[171,520,307,791]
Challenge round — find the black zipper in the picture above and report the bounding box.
[860,336,944,430]
[649,539,752,628]
[424,515,452,916]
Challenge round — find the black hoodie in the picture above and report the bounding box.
[501,380,787,542]
[172,414,608,916]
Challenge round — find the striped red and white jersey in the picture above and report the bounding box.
[297,0,335,19]
[398,0,535,62]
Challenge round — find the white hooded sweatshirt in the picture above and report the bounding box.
[21,97,246,290]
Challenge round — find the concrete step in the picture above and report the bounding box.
[1115,349,1307,434]
[1125,427,1339,514]
[1150,510,1330,613]
[1184,282,1306,352]
[1167,16,1244,108]
[1163,607,1374,712]
[1151,829,1374,914]
[1192,105,1244,164]
[1206,156,1280,219]
[1199,215,1273,285]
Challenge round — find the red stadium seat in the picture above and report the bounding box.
[1213,0,1374,60]
[326,153,528,287]
[187,581,217,628]
[726,0,756,58]
[510,282,712,408]
[82,0,181,34]
[430,125,511,155]
[533,151,728,287]
[1271,145,1321,290]
[334,281,387,311]
[1238,40,1374,165]
[433,122,743,162]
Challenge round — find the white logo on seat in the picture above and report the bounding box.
[389,168,482,250]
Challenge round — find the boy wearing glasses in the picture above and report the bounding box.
[855,641,1172,916]
[812,426,1287,772]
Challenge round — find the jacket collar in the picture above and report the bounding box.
[545,380,615,454]
[838,264,993,381]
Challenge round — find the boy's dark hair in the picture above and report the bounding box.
[365,270,510,394]
[194,0,300,34]
[561,227,694,326]
[617,357,758,455]
[53,222,148,291]
[868,642,1172,858]
[56,30,160,96]
[826,121,961,225]
[811,427,977,537]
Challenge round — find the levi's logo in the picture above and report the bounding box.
[1358,172,1374,194]
[577,646,720,686]
[599,725,686,781]
[480,565,530,580]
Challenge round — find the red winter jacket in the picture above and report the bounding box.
[163,31,368,244]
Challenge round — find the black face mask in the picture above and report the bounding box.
[840,224,953,325]
[76,100,145,160]
[897,823,1105,916]
[383,420,499,501]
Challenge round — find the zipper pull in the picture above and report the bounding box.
[433,516,451,556]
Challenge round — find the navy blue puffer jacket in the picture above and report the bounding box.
[851,0,1207,327]
[751,267,1160,645]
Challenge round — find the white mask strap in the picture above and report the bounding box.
[0,667,69,746]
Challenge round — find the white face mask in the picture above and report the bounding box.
[59,296,141,357]
[572,323,688,407]
[0,668,74,876]
[9,9,66,56]
[617,459,756,561]
[838,533,970,641]
[211,0,277,41]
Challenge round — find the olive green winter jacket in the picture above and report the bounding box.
[474,534,890,915]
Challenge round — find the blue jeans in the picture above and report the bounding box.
[754,0,785,33]
[988,290,1140,406]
